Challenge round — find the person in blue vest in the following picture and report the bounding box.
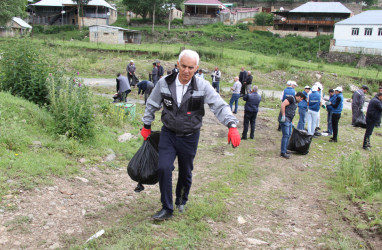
[324,89,336,136]
[278,80,297,131]
[306,85,321,136]
[279,92,306,159]
[297,85,310,130]
[326,87,344,142]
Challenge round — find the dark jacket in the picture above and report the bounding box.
[352,89,365,109]
[243,92,261,113]
[239,70,247,83]
[157,65,164,78]
[279,96,297,122]
[366,97,382,122]
[244,75,253,86]
[143,73,238,136]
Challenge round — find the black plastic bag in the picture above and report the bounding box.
[127,131,161,191]
[354,112,367,128]
[287,128,313,155]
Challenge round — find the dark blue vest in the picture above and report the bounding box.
[282,87,295,101]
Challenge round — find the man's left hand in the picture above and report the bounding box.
[228,128,241,148]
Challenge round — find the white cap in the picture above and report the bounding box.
[287,80,297,86]
[314,82,322,89]
[130,60,134,63]
[334,86,343,92]
[304,85,311,89]
[312,86,319,92]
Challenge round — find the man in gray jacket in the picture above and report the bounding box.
[150,62,158,85]
[352,85,368,125]
[126,60,136,85]
[140,50,241,221]
[116,73,131,102]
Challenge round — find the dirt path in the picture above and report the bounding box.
[83,78,364,110]
[1,86,379,249]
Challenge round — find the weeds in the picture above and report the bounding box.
[48,74,95,140]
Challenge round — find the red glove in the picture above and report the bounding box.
[140,127,151,141]
[228,127,241,148]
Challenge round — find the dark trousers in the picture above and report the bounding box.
[212,81,220,93]
[127,73,136,86]
[352,104,361,125]
[240,82,246,96]
[363,118,377,147]
[242,111,258,139]
[120,90,131,102]
[332,113,341,140]
[157,126,200,212]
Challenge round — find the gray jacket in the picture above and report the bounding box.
[126,63,136,74]
[151,67,158,82]
[116,75,131,93]
[143,73,238,136]
[352,89,365,108]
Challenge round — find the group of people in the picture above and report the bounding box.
[116,50,382,222]
[279,80,382,158]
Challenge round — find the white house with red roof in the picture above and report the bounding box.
[184,0,259,25]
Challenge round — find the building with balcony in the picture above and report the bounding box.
[273,2,352,35]
[183,0,226,25]
[30,0,117,27]
[331,10,382,55]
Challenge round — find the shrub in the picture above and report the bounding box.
[0,39,59,106]
[275,55,291,70]
[254,12,273,26]
[48,74,95,140]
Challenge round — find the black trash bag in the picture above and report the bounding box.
[354,112,367,128]
[127,131,161,191]
[287,128,313,155]
[131,74,139,86]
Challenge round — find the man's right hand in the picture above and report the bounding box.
[280,116,286,123]
[140,127,151,140]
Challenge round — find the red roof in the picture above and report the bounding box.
[184,0,223,5]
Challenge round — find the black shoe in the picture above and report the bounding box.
[329,138,337,143]
[152,209,173,221]
[363,146,371,151]
[241,137,247,140]
[312,135,318,138]
[176,204,186,213]
[250,137,254,139]
[280,153,290,159]
[286,150,292,154]
[322,130,329,133]
[233,112,237,114]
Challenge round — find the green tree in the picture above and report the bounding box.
[254,12,273,26]
[165,0,183,31]
[0,0,27,26]
[72,0,90,29]
[122,0,153,19]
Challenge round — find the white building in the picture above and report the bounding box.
[0,17,32,37]
[331,10,382,55]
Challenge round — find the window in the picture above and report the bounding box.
[364,28,372,36]
[379,28,382,36]
[352,28,359,35]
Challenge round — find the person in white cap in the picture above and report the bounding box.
[278,80,297,131]
[126,60,136,86]
[306,85,321,136]
[326,87,344,142]
[313,82,324,131]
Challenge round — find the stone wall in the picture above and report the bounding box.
[318,51,382,67]
[183,16,219,25]
[271,30,332,38]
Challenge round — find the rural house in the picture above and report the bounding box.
[273,2,352,37]
[330,10,382,56]
[30,0,117,27]
[0,17,32,37]
[184,0,226,25]
[184,0,259,25]
[89,25,142,44]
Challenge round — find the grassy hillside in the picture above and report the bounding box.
[0,91,145,201]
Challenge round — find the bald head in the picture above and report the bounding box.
[234,76,239,82]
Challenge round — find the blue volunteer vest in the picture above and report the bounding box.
[298,91,308,109]
[308,91,321,112]
[327,94,337,112]
[282,87,295,101]
[332,93,344,114]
